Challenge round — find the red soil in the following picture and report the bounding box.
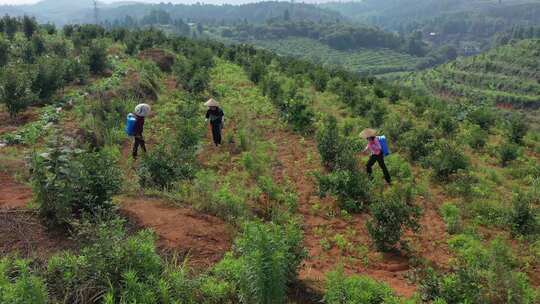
[0,173,32,210]
[119,197,233,268]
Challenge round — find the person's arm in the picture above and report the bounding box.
[205,110,210,123]
[363,144,369,154]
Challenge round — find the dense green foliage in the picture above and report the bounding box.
[31,135,122,227]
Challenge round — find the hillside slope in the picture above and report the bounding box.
[0,20,539,303]
[405,39,540,108]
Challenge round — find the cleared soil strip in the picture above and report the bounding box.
[119,197,233,268]
[0,173,32,210]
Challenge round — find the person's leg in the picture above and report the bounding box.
[132,137,141,158]
[377,154,392,184]
[216,124,222,145]
[366,155,377,178]
[211,123,220,146]
[139,136,147,154]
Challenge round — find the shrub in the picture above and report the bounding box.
[422,235,537,304]
[0,36,8,67]
[138,143,181,189]
[467,107,496,131]
[367,101,387,127]
[232,220,305,304]
[317,115,342,169]
[32,56,66,101]
[399,127,434,162]
[465,124,488,149]
[425,141,469,181]
[283,96,314,133]
[47,220,163,303]
[31,135,122,227]
[0,65,35,118]
[499,141,519,167]
[22,16,38,39]
[84,40,108,74]
[440,203,461,234]
[0,258,48,304]
[317,169,372,213]
[367,186,421,252]
[508,192,538,237]
[324,266,399,304]
[507,113,529,144]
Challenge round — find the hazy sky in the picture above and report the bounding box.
[0,0,164,4]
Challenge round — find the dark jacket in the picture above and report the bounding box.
[134,115,145,136]
[206,108,224,125]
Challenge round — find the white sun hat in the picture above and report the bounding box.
[134,103,151,117]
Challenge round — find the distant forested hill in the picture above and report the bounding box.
[404,39,540,108]
[0,0,344,26]
[321,0,540,55]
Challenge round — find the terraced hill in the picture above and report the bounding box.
[405,39,540,108]
[249,37,423,75]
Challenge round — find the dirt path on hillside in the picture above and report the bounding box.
[0,173,32,209]
[265,129,451,298]
[119,197,233,268]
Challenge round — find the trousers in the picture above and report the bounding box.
[366,153,391,184]
[132,136,146,158]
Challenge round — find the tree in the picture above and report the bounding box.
[0,66,35,118]
[0,36,8,67]
[22,16,37,39]
[3,16,18,40]
[84,40,108,75]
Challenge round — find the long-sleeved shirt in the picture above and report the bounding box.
[134,115,145,136]
[206,108,224,125]
[365,137,382,155]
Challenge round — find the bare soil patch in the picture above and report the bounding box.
[0,211,74,260]
[0,172,32,210]
[119,197,233,268]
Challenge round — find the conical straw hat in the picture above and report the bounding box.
[360,128,377,139]
[204,98,219,107]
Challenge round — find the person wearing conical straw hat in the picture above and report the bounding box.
[361,128,391,184]
[205,98,224,146]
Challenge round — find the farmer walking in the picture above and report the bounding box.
[361,128,391,184]
[132,103,151,159]
[205,98,224,146]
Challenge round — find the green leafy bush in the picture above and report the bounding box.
[283,96,314,133]
[324,266,399,304]
[399,127,434,162]
[318,169,372,213]
[317,115,342,169]
[31,56,67,101]
[467,107,497,131]
[367,186,421,252]
[440,203,461,234]
[425,141,469,181]
[0,258,48,304]
[0,65,35,118]
[465,124,488,149]
[47,219,164,303]
[84,39,108,74]
[499,141,519,167]
[31,135,122,227]
[508,192,538,237]
[422,235,538,304]
[224,220,306,304]
[507,113,529,144]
